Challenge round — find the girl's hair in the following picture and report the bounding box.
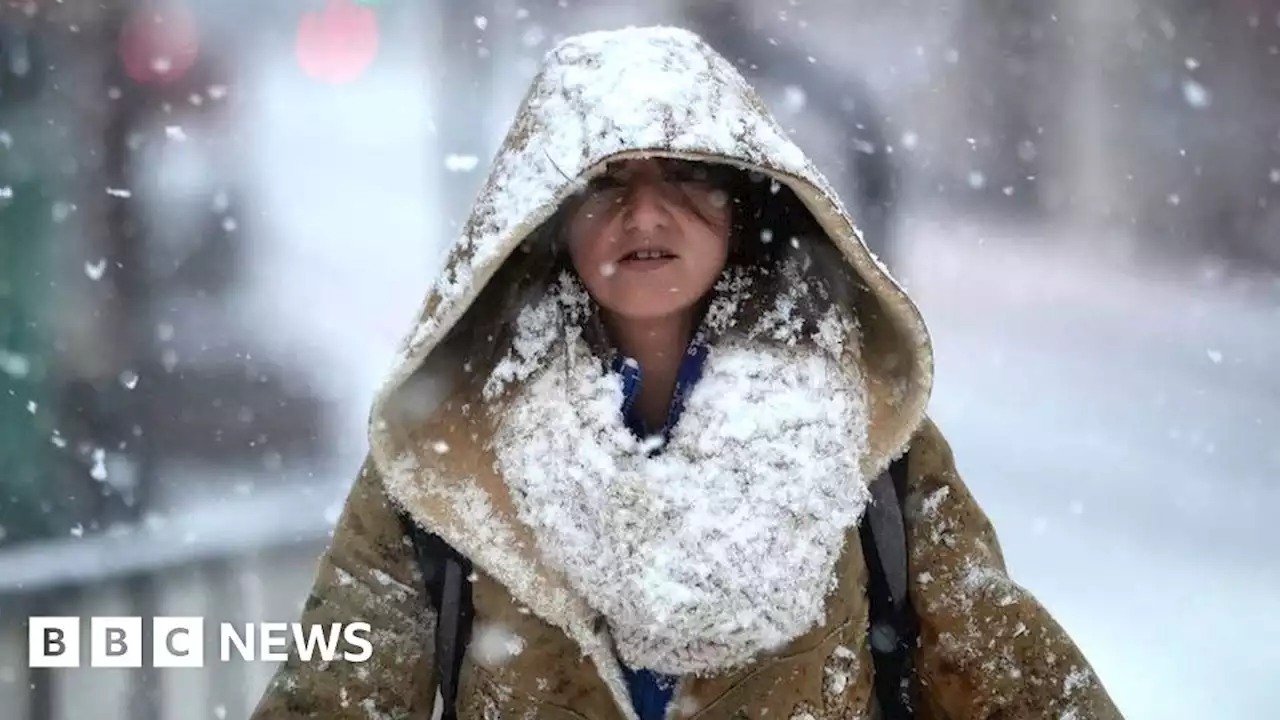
[442,163,862,397]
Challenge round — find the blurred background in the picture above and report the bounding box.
[0,0,1277,718]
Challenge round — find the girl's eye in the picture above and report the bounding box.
[577,183,624,215]
[581,177,625,204]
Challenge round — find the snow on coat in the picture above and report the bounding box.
[250,26,1123,720]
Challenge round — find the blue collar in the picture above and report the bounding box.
[611,334,710,442]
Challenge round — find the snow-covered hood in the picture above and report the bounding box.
[365,25,933,716]
[372,23,931,465]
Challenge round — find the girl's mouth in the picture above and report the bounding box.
[621,249,676,261]
[618,248,677,271]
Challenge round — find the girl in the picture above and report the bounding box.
[251,26,1122,720]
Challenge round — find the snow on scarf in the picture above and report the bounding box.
[489,273,873,676]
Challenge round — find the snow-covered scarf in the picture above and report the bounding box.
[487,272,874,676]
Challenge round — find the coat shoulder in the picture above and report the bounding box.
[901,417,1126,719]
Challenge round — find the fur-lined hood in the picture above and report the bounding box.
[367,25,934,719]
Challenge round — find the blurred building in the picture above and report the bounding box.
[3,5,337,718]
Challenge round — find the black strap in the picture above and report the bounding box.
[407,457,918,720]
[404,518,474,720]
[860,457,921,718]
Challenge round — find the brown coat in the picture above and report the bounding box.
[249,26,1123,720]
[249,420,1121,720]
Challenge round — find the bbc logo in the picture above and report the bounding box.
[29,617,373,667]
[29,617,206,668]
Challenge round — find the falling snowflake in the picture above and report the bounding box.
[0,350,30,378]
[445,154,480,172]
[1181,79,1211,108]
[781,85,806,113]
[470,622,526,667]
[90,449,109,481]
[106,187,133,198]
[85,258,108,280]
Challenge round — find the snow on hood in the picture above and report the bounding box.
[364,25,934,717]
[370,24,931,468]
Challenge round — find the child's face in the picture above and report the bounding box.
[566,158,732,321]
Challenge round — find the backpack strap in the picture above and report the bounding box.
[406,456,920,720]
[403,516,474,720]
[860,456,922,718]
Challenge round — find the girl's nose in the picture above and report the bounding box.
[622,183,672,235]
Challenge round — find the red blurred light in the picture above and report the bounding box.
[296,0,381,85]
[119,1,200,86]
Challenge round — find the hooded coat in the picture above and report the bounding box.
[249,27,1123,720]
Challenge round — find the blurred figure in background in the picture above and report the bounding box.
[685,0,901,268]
[251,26,1121,720]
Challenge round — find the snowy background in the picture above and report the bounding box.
[1,1,1278,718]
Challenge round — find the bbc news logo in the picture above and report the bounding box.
[28,617,372,668]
